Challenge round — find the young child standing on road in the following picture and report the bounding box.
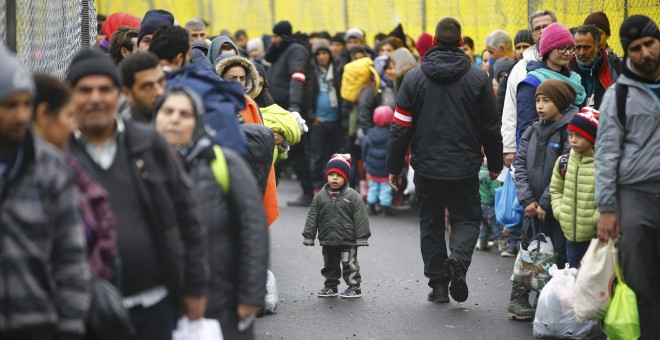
[550,111,599,269]
[508,78,577,320]
[476,156,504,252]
[303,154,371,298]
[362,105,395,216]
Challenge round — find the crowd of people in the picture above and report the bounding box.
[0,4,658,340]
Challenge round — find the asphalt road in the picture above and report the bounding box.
[255,179,535,339]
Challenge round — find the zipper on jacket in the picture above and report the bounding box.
[573,155,582,242]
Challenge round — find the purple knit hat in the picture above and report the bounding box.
[539,23,575,57]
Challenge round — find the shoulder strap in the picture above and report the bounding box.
[558,153,570,179]
[616,83,628,127]
[210,145,230,195]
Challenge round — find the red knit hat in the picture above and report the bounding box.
[539,23,574,57]
[568,110,599,144]
[102,13,141,38]
[373,105,394,127]
[325,154,352,183]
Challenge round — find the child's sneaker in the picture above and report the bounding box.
[317,286,339,297]
[475,239,490,251]
[500,244,518,257]
[368,204,379,215]
[339,285,362,298]
[497,239,508,253]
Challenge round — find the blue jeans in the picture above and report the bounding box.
[566,239,591,269]
[367,180,392,207]
[479,204,503,241]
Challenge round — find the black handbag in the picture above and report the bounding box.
[86,276,134,340]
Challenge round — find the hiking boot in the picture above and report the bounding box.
[317,286,339,297]
[339,285,362,298]
[500,244,518,257]
[427,285,450,303]
[507,298,536,321]
[446,258,468,303]
[497,239,508,253]
[476,239,490,251]
[287,194,313,207]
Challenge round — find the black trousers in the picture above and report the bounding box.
[618,187,660,339]
[414,174,481,288]
[285,133,313,196]
[309,121,344,189]
[321,246,361,288]
[128,295,177,340]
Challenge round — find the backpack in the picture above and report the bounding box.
[616,83,628,127]
[341,57,380,103]
[210,145,230,195]
[558,153,570,179]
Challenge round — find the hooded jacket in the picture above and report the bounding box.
[214,54,261,99]
[302,184,370,247]
[568,48,619,109]
[550,148,599,242]
[515,106,576,211]
[265,37,312,117]
[362,126,390,178]
[207,36,241,65]
[156,87,268,339]
[595,59,660,213]
[386,46,503,180]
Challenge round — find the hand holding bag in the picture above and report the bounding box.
[511,217,556,292]
[495,170,524,228]
[604,244,640,340]
[572,238,616,322]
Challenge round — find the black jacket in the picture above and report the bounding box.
[386,46,503,180]
[69,120,209,301]
[185,142,268,340]
[266,39,312,118]
[308,61,343,122]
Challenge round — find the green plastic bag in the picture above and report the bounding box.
[604,243,640,340]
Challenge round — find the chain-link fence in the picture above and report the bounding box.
[1,0,96,80]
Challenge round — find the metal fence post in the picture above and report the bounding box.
[6,0,16,52]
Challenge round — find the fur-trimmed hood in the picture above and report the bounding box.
[214,55,260,98]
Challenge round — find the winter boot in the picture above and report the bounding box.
[507,282,535,321]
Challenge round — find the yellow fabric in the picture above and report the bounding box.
[261,104,301,162]
[340,57,380,103]
[210,145,230,194]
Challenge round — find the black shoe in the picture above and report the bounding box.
[381,206,393,216]
[368,204,378,215]
[317,286,339,297]
[507,298,535,321]
[446,258,468,303]
[339,285,362,298]
[287,194,313,207]
[427,286,450,303]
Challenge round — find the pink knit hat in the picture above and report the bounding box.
[373,105,394,127]
[539,23,575,57]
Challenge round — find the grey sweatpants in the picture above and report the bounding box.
[321,246,361,288]
[618,186,660,339]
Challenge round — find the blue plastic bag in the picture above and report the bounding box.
[495,170,523,228]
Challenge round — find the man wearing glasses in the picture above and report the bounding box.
[568,25,620,110]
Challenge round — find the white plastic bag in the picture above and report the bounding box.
[172,317,223,340]
[264,269,278,314]
[404,165,415,195]
[573,238,616,322]
[533,264,598,339]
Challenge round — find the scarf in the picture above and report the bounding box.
[528,68,587,105]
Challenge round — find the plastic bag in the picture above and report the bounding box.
[172,317,223,340]
[495,170,523,228]
[573,239,617,322]
[511,218,556,292]
[264,269,278,314]
[533,264,599,339]
[604,249,640,340]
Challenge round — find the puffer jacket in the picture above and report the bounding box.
[362,126,389,177]
[515,106,576,211]
[302,185,370,246]
[186,143,268,340]
[0,132,89,336]
[550,149,599,242]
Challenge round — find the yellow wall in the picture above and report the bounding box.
[96,0,659,56]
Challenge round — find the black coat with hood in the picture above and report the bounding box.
[155,87,269,340]
[265,34,312,119]
[386,46,503,180]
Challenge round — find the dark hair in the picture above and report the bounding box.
[234,29,247,39]
[574,25,601,47]
[32,73,72,117]
[118,52,161,88]
[149,25,190,63]
[374,33,388,43]
[221,42,237,53]
[109,26,138,64]
[435,18,461,47]
[462,36,475,50]
[350,46,368,58]
[379,37,404,51]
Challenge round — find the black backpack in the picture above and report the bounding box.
[616,83,629,126]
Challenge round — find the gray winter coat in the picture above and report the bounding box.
[515,107,576,211]
[302,185,370,247]
[595,64,660,212]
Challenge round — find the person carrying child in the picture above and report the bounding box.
[302,154,371,298]
[550,111,599,269]
[362,105,395,216]
[507,78,577,320]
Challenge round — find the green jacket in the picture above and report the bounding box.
[302,184,371,247]
[550,149,599,242]
[479,165,501,206]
